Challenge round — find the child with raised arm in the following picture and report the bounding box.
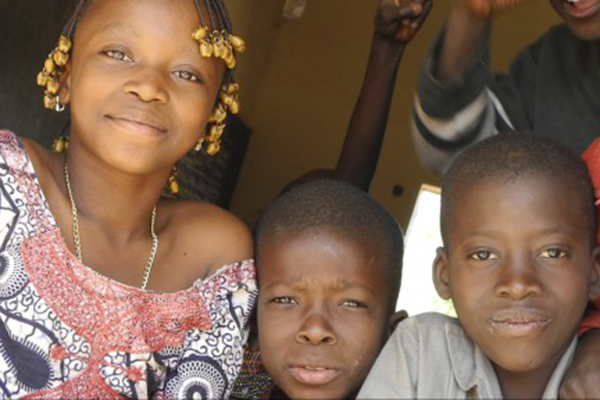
[256,180,404,399]
[0,0,255,397]
[359,132,600,399]
[412,0,600,175]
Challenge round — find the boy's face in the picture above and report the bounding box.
[435,177,600,383]
[549,0,600,40]
[63,0,224,174]
[257,231,392,399]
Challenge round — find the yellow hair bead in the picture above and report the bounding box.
[46,79,60,95]
[206,142,220,156]
[228,98,240,115]
[53,51,69,67]
[226,83,239,94]
[44,58,56,74]
[58,36,72,53]
[199,40,213,58]
[44,94,57,110]
[210,104,228,124]
[192,27,207,41]
[229,35,246,53]
[37,72,49,87]
[225,54,236,69]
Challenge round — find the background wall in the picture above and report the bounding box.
[227,0,559,229]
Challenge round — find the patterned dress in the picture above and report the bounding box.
[0,130,257,398]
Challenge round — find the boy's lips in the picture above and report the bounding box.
[288,365,341,386]
[490,308,551,337]
[563,0,600,18]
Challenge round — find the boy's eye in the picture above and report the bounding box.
[173,70,200,83]
[271,296,297,306]
[340,300,368,309]
[104,49,132,62]
[539,248,567,259]
[469,250,498,261]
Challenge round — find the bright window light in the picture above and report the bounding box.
[396,184,455,317]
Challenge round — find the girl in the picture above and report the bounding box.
[0,0,255,398]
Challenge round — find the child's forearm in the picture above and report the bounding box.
[334,36,404,190]
[437,3,490,82]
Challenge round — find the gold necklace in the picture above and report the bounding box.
[63,159,159,290]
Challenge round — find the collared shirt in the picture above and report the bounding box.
[358,313,577,399]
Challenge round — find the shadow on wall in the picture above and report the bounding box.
[0,1,73,147]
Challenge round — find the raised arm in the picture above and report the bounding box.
[334,0,432,190]
[284,0,431,193]
[412,0,526,175]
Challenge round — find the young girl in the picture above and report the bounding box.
[0,0,255,397]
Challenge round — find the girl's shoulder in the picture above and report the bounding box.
[159,198,253,277]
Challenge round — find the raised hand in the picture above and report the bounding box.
[459,0,525,19]
[375,0,433,44]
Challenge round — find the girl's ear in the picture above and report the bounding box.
[588,245,600,302]
[433,247,452,300]
[58,62,72,106]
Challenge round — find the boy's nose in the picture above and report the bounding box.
[123,67,169,103]
[295,313,337,346]
[495,257,543,300]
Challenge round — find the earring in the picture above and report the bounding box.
[37,35,71,112]
[167,167,180,195]
[194,138,204,152]
[52,136,69,154]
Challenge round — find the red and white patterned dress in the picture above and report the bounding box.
[0,130,257,398]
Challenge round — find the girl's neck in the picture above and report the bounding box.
[61,147,170,237]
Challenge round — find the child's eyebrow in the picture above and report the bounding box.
[459,226,580,240]
[93,22,140,39]
[263,280,377,297]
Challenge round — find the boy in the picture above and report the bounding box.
[411,0,600,175]
[359,132,600,398]
[255,180,404,399]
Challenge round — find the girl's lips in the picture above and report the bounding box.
[563,0,600,19]
[288,366,340,386]
[106,116,167,137]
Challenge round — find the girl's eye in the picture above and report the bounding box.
[341,300,367,309]
[271,296,297,306]
[539,248,566,259]
[104,50,132,62]
[469,250,498,261]
[173,70,200,83]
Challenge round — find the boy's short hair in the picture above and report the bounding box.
[255,179,403,311]
[441,131,597,246]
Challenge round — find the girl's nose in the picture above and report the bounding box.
[123,67,169,103]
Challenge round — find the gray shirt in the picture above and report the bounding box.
[358,313,577,399]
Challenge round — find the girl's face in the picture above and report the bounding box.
[62,0,224,174]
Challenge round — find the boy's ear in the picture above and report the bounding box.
[588,245,600,302]
[58,62,72,106]
[433,247,452,300]
[387,309,408,337]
